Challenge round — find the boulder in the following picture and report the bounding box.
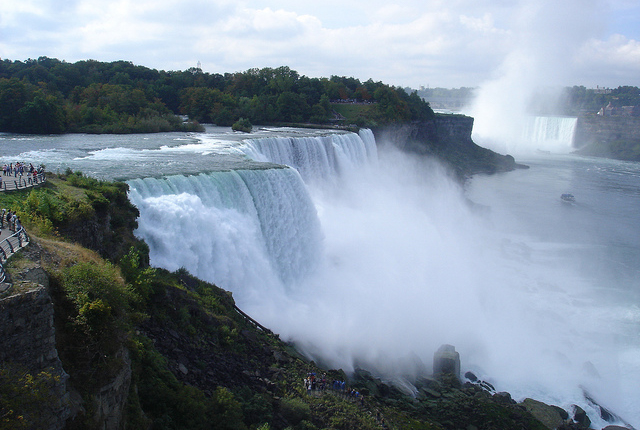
[520,398,565,430]
[571,405,591,429]
[433,344,460,379]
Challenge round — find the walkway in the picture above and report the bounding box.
[0,225,30,289]
[0,172,47,192]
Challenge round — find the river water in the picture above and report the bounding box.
[1,126,638,428]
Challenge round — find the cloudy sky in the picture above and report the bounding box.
[1,0,639,89]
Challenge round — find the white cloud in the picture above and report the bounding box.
[0,0,639,88]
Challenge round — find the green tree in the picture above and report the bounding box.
[0,78,28,131]
[18,91,65,133]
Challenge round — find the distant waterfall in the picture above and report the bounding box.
[522,116,577,152]
[127,167,323,298]
[240,129,377,181]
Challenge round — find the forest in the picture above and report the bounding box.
[0,57,434,134]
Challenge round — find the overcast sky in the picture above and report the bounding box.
[1,0,639,89]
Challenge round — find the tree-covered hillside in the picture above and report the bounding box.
[0,57,434,134]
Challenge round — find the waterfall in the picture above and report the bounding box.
[126,129,376,298]
[239,129,377,182]
[127,167,323,300]
[521,116,577,152]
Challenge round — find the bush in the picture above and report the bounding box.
[60,261,132,336]
[0,364,61,429]
[280,397,310,425]
[232,117,252,132]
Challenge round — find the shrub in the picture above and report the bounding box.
[279,397,310,425]
[0,364,61,429]
[232,117,252,132]
[60,261,132,336]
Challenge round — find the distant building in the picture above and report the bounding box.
[598,102,640,117]
[593,86,612,95]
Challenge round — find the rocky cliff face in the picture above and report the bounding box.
[0,274,72,430]
[574,114,640,161]
[2,246,133,430]
[373,114,524,178]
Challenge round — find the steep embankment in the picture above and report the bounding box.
[373,114,526,178]
[574,114,640,161]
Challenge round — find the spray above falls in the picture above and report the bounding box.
[127,128,638,428]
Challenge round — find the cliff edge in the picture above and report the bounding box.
[373,114,526,178]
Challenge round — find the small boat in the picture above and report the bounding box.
[561,193,575,203]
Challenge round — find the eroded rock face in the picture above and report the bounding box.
[0,284,72,430]
[433,344,460,379]
[373,115,524,179]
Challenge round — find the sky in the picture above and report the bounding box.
[1,0,639,89]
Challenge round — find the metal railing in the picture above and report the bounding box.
[0,173,47,192]
[0,227,30,284]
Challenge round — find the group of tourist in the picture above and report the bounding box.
[304,373,364,405]
[1,162,45,189]
[0,209,21,233]
[2,162,42,177]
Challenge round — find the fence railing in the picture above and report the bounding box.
[0,227,30,284]
[0,173,47,192]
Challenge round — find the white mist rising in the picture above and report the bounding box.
[128,130,634,428]
[466,0,605,154]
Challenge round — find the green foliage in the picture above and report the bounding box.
[232,117,253,132]
[0,365,61,430]
[559,85,640,115]
[280,397,311,425]
[129,335,248,430]
[17,187,93,236]
[0,57,434,133]
[119,246,156,303]
[60,261,132,332]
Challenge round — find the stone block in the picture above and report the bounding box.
[433,344,460,378]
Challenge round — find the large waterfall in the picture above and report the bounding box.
[239,129,378,182]
[125,127,637,428]
[127,130,376,302]
[521,116,577,152]
[127,167,323,301]
[470,114,578,154]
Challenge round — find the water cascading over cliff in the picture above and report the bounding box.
[521,116,577,152]
[127,130,376,302]
[239,129,377,182]
[471,114,578,154]
[127,128,626,426]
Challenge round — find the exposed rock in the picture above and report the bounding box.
[493,391,516,405]
[90,348,132,430]
[0,284,72,429]
[572,405,591,429]
[373,115,527,179]
[433,344,460,379]
[520,398,565,430]
[464,371,478,382]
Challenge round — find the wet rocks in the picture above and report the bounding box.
[433,344,460,379]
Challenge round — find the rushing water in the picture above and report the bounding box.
[1,125,638,428]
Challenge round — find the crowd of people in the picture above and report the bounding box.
[1,162,45,189]
[304,373,365,405]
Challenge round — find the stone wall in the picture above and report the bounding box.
[0,283,72,430]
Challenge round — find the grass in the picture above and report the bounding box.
[331,103,379,127]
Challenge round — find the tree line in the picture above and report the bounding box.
[0,57,434,134]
